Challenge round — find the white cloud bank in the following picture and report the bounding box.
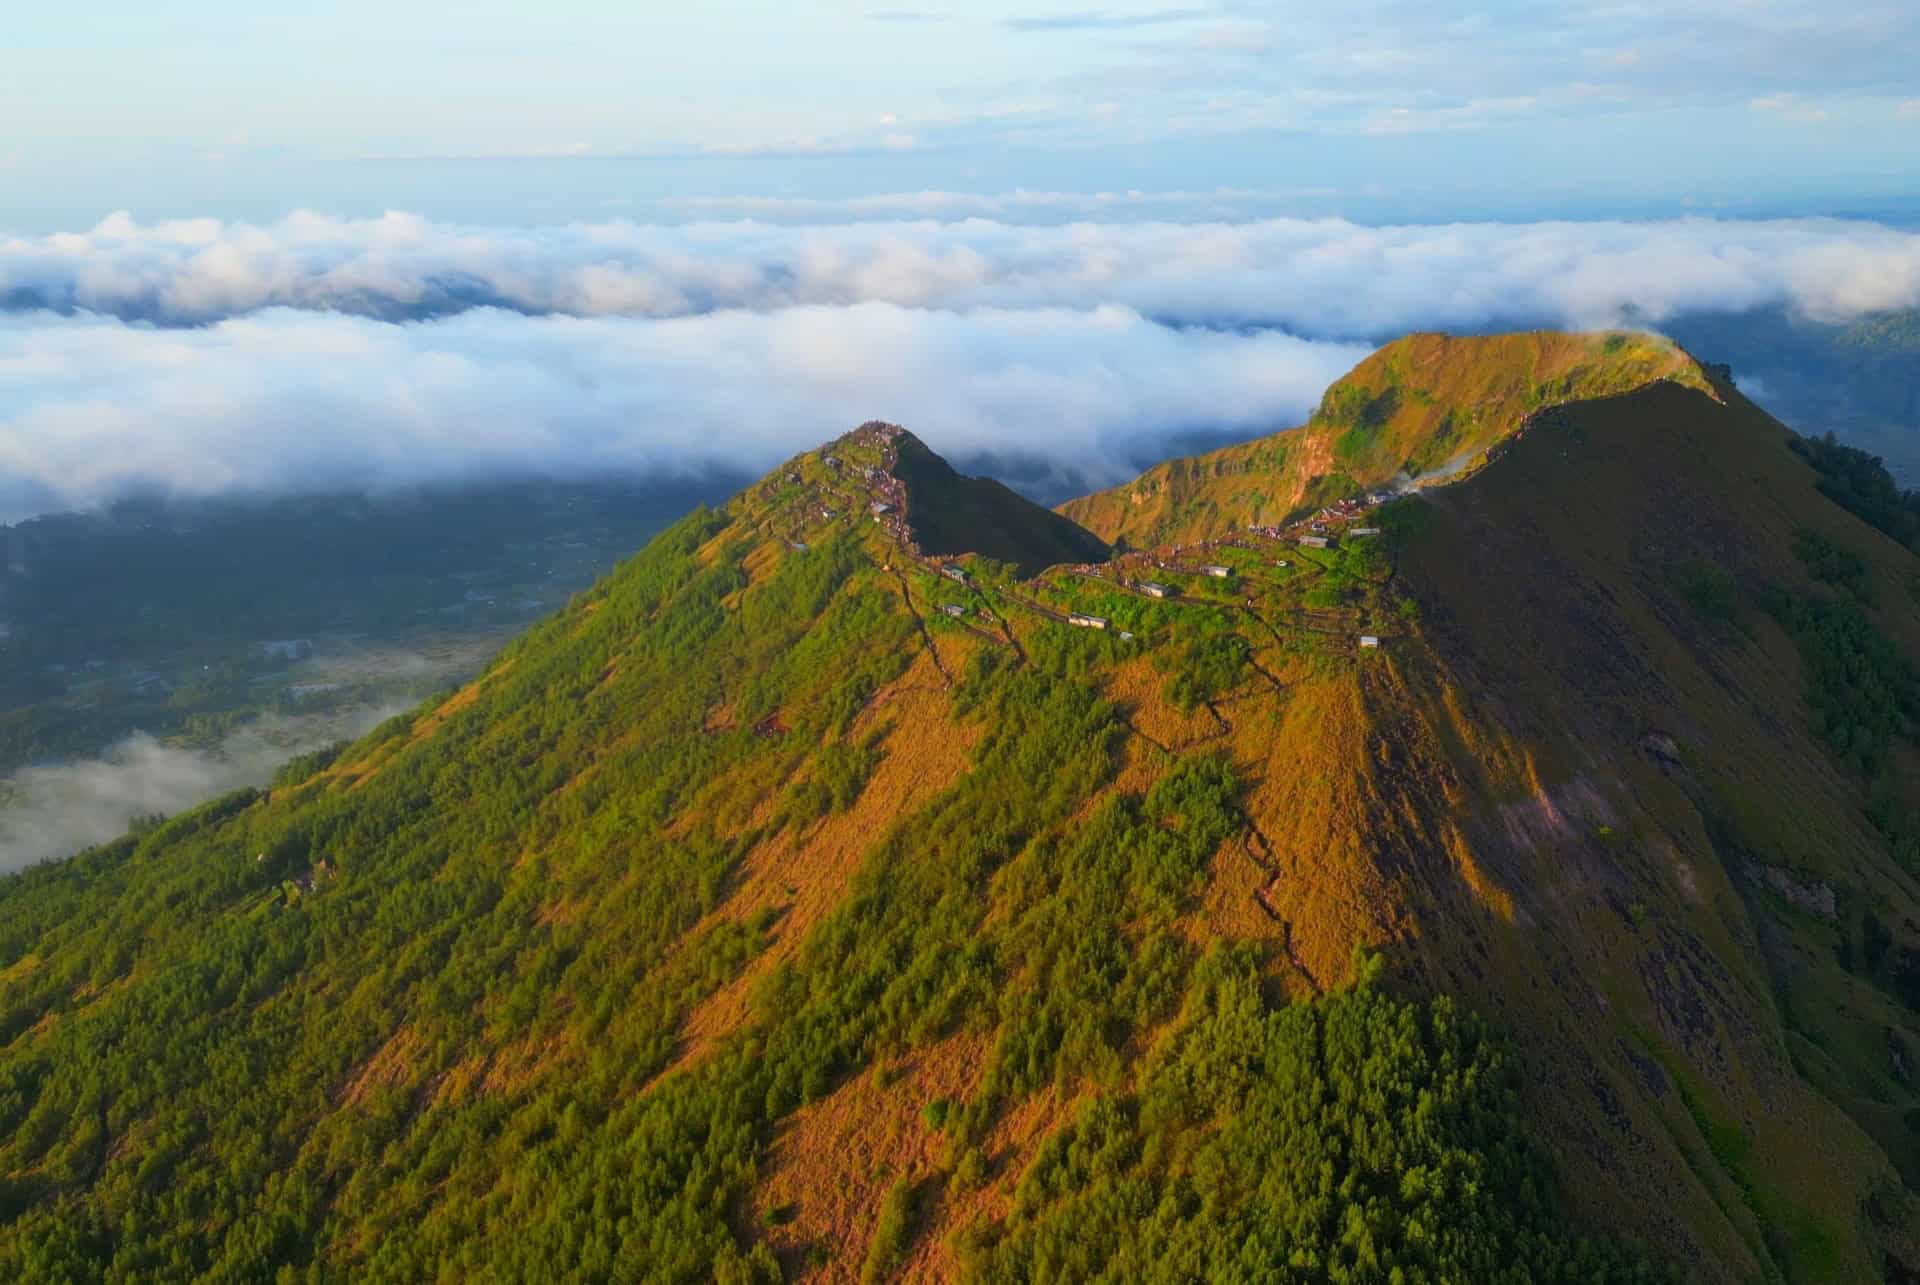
[0,304,1370,521]
[4,209,1919,333]
[3,208,1919,520]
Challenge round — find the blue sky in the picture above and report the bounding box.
[4,1,1918,229]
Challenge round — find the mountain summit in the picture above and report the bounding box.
[0,333,1915,1281]
[753,422,1109,579]
[1061,329,1722,547]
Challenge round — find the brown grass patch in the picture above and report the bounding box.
[339,1026,424,1107]
[1227,672,1401,990]
[427,1028,577,1110]
[0,952,41,988]
[664,744,802,843]
[1186,833,1282,947]
[902,1085,1075,1282]
[1100,655,1226,750]
[403,670,491,742]
[1097,734,1163,806]
[663,658,980,1077]
[479,1031,572,1098]
[741,538,784,582]
[752,1033,990,1279]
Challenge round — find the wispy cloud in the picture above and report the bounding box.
[1362,95,1541,135]
[1006,8,1212,33]
[658,185,1324,219]
[987,0,1920,146]
[6,0,1918,226]
[1749,92,1830,124]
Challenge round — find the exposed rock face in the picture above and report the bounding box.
[1756,864,1840,920]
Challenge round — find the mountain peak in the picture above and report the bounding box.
[747,420,1108,579]
[1061,328,1725,547]
[1308,328,1718,447]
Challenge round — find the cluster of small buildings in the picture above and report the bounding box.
[851,438,918,549]
[1318,496,1374,524]
[1233,487,1406,558]
[1234,489,1401,554]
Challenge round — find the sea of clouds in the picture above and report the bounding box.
[0,304,1368,520]
[3,208,1919,520]
[10,209,1920,329]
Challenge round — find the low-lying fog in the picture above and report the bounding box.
[0,705,400,872]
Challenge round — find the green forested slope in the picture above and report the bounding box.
[0,502,1652,1282]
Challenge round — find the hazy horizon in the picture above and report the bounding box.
[8,2,1920,230]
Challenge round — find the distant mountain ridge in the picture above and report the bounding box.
[1667,304,1920,485]
[0,332,1915,1281]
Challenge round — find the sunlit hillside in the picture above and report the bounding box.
[0,336,1914,1282]
[1060,330,1717,548]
